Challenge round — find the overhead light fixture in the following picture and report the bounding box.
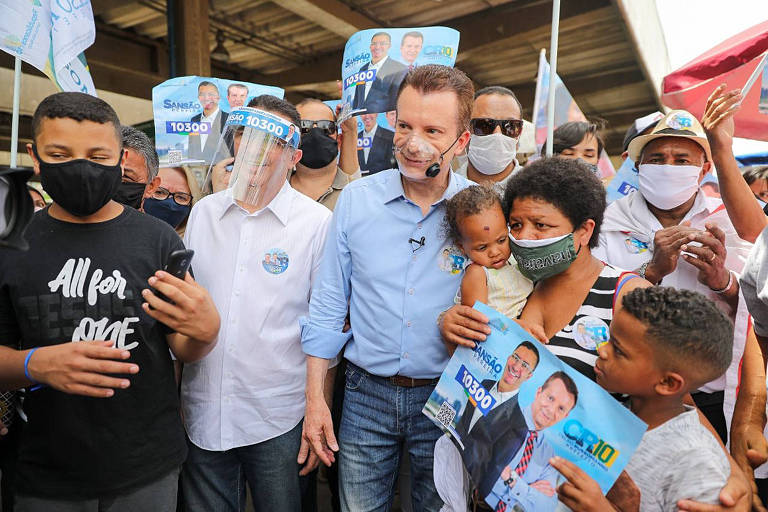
[211,30,230,62]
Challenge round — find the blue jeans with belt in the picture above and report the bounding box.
[339,362,444,512]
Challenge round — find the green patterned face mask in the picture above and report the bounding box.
[509,233,580,281]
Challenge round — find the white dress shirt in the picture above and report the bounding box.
[364,56,388,100]
[181,181,332,450]
[362,123,377,163]
[593,189,752,392]
[199,107,220,149]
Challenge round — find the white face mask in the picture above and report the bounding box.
[467,133,518,175]
[638,163,701,210]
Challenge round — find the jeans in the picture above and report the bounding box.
[339,363,443,512]
[181,421,304,512]
[15,467,179,512]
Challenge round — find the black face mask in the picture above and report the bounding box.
[299,128,338,169]
[34,146,123,217]
[114,181,147,210]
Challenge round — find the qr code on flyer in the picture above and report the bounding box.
[435,401,456,429]
[167,150,183,164]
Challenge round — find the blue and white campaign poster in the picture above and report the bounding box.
[152,76,284,166]
[605,157,639,203]
[340,27,460,118]
[424,303,646,511]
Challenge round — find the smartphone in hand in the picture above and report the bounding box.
[152,249,194,305]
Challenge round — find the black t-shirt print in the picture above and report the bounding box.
[0,207,187,499]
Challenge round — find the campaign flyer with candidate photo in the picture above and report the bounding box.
[340,27,460,118]
[152,76,284,167]
[423,302,647,511]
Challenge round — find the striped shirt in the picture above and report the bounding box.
[547,264,624,381]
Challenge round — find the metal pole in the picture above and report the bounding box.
[545,0,561,157]
[167,0,177,78]
[10,57,21,168]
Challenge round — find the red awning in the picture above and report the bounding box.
[661,20,768,141]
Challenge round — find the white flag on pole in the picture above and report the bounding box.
[531,50,615,178]
[0,0,97,95]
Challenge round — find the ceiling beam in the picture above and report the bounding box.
[91,0,135,16]
[263,0,610,87]
[277,0,380,39]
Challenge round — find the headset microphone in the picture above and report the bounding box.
[426,136,461,179]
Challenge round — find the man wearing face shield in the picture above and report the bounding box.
[300,65,473,511]
[592,99,767,451]
[182,95,332,511]
[453,86,524,189]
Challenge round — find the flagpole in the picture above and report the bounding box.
[10,56,21,167]
[531,49,545,131]
[545,0,561,157]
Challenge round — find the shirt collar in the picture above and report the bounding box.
[364,124,378,138]
[382,169,464,205]
[371,56,388,70]
[217,180,292,226]
[202,107,220,121]
[491,381,519,401]
[634,187,719,227]
[521,400,535,431]
[317,167,351,204]
[331,166,351,190]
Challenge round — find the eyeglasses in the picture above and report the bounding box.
[300,119,337,137]
[152,187,192,206]
[511,352,534,373]
[470,118,524,138]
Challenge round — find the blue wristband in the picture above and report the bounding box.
[24,347,39,385]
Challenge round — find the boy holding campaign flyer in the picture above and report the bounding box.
[552,286,731,510]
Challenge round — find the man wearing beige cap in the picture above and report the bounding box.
[594,94,768,507]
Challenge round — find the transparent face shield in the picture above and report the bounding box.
[204,107,300,208]
[394,133,459,181]
[393,133,441,181]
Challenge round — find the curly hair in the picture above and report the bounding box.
[621,286,733,382]
[444,184,502,247]
[502,157,606,247]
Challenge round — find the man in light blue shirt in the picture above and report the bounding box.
[485,372,579,511]
[300,65,474,511]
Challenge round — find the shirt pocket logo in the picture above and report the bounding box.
[262,248,289,275]
[438,245,468,275]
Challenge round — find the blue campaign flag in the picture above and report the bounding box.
[152,76,284,167]
[339,26,460,119]
[605,157,639,203]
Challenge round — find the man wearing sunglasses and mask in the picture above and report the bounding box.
[453,86,524,190]
[290,98,359,211]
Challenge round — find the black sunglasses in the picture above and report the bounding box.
[470,118,524,138]
[300,120,337,136]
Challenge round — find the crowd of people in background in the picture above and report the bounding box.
[0,61,767,512]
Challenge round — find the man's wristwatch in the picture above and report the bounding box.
[711,271,734,294]
[637,261,660,284]
[504,472,518,486]
[637,261,650,281]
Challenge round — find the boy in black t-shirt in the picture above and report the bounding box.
[0,92,220,511]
